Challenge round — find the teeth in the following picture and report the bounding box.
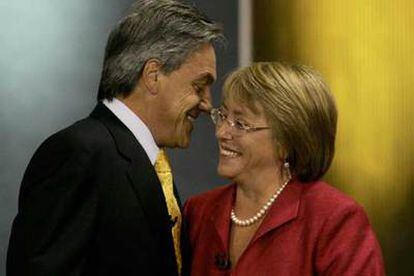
[221,149,239,157]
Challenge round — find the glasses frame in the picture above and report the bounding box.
[210,107,270,134]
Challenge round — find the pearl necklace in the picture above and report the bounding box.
[230,179,290,227]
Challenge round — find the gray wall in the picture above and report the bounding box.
[0,0,238,275]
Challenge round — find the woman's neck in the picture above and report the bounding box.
[233,168,285,212]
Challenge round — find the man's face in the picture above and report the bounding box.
[155,43,217,148]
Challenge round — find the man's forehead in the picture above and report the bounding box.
[185,44,216,72]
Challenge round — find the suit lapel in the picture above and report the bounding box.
[173,180,182,208]
[90,103,171,231]
[127,161,171,231]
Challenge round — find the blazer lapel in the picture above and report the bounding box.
[90,103,171,231]
[205,182,301,250]
[209,185,236,252]
[251,180,302,244]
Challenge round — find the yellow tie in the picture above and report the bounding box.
[154,149,182,275]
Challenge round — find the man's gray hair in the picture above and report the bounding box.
[98,0,224,100]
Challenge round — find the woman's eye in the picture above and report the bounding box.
[235,120,247,130]
[218,109,227,118]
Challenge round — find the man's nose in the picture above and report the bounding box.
[198,89,212,112]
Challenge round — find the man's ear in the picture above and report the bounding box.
[142,59,162,94]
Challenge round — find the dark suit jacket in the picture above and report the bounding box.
[7,103,183,276]
[184,180,385,276]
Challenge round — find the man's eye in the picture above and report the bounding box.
[193,84,203,94]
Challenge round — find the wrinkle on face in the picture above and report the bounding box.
[155,43,217,148]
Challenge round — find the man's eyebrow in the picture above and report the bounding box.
[194,73,215,86]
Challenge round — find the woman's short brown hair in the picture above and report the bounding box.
[222,62,337,182]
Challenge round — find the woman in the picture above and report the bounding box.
[183,62,385,275]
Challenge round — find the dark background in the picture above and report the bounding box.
[0,1,238,275]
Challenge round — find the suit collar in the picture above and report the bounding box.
[102,98,159,164]
[90,102,137,162]
[89,103,171,230]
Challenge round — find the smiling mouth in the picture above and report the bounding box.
[219,145,241,158]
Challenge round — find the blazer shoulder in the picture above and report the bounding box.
[299,181,365,217]
[186,184,233,206]
[183,184,233,242]
[184,184,233,218]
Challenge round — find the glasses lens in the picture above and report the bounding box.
[210,108,219,125]
[210,108,248,136]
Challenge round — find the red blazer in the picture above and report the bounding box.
[183,180,385,276]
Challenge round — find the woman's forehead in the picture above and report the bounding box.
[222,97,263,115]
[222,98,265,118]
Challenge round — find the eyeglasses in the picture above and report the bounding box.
[210,107,270,136]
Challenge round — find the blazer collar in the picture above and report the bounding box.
[89,103,171,231]
[251,179,302,243]
[209,185,235,252]
[209,180,302,249]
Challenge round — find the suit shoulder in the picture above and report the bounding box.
[41,117,111,154]
[26,117,113,174]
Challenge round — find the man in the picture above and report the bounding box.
[7,0,223,275]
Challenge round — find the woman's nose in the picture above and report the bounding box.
[215,120,233,140]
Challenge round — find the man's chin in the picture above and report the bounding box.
[168,126,192,148]
[177,127,192,148]
[177,137,191,148]
[169,133,191,149]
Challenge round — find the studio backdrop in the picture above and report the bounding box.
[253,0,414,274]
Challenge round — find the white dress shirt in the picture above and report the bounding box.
[103,98,159,165]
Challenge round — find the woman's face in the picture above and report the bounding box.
[216,100,280,183]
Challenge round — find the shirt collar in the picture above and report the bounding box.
[103,98,159,165]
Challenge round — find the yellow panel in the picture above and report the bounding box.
[253,0,414,274]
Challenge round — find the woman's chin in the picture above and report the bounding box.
[217,164,238,180]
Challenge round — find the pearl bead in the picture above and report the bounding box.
[230,179,290,227]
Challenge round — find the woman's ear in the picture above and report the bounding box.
[274,138,288,161]
[142,59,162,94]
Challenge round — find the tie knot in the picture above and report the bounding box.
[155,149,171,173]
